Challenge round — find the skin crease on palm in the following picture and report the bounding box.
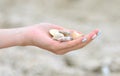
[25,23,100,55]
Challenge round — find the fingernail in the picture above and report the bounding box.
[96,30,102,39]
[97,30,102,36]
[92,34,97,39]
[82,37,87,42]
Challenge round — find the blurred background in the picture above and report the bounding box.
[0,0,120,76]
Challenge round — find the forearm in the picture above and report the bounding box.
[0,27,27,48]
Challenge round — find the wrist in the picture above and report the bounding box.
[15,27,28,46]
[20,26,36,46]
[0,27,27,48]
[17,26,33,46]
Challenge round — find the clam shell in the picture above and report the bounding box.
[52,33,64,40]
[49,29,59,36]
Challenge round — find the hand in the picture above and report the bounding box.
[25,23,99,55]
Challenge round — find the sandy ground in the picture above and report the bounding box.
[0,0,120,76]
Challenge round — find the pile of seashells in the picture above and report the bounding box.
[49,29,84,42]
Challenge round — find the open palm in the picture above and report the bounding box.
[26,23,99,55]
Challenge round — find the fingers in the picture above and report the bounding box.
[57,37,84,50]
[80,29,99,46]
[48,37,83,54]
[61,29,99,49]
[54,29,100,54]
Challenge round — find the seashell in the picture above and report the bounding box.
[49,29,84,41]
[71,31,84,39]
[57,36,73,42]
[49,29,59,37]
[52,33,64,40]
[59,30,71,36]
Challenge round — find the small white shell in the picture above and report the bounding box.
[57,36,73,41]
[49,29,59,36]
[52,33,64,40]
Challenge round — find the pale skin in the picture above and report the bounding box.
[0,23,99,55]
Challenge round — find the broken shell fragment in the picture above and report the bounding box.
[71,31,84,39]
